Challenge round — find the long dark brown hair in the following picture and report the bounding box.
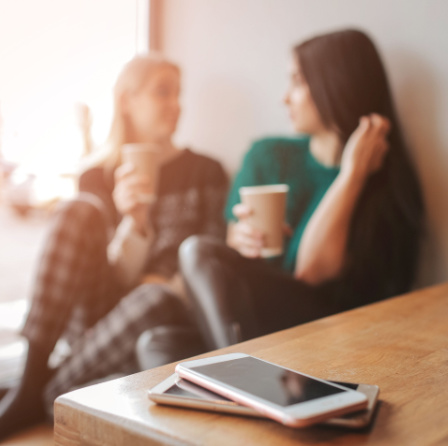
[294,29,424,302]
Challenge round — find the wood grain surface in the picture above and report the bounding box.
[54,282,448,445]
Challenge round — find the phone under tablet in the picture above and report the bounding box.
[149,374,379,429]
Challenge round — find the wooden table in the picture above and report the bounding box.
[54,282,448,445]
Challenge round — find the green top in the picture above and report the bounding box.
[225,136,340,273]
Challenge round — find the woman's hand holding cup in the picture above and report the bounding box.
[228,184,289,258]
[227,203,265,258]
[113,163,153,236]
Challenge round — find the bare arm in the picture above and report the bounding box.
[109,163,155,287]
[294,114,390,284]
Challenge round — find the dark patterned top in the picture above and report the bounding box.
[79,149,228,278]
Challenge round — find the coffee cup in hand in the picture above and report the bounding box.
[239,184,289,258]
[122,143,163,203]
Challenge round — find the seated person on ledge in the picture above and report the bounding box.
[179,29,425,351]
[0,54,228,440]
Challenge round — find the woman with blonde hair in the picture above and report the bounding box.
[0,54,227,439]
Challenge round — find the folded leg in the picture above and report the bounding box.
[0,194,119,440]
[44,283,191,418]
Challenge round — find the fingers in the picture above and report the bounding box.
[116,178,152,203]
[228,218,264,258]
[342,112,392,179]
[115,162,135,182]
[115,162,152,185]
[369,114,391,162]
[232,203,263,256]
[113,164,153,216]
[236,221,264,241]
[359,113,391,158]
[230,204,294,258]
[358,114,390,137]
[114,180,150,204]
[371,138,390,172]
[113,187,146,215]
[369,113,391,136]
[233,225,264,258]
[233,203,253,220]
[359,115,371,131]
[115,164,152,195]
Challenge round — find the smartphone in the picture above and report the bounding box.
[175,353,368,428]
[148,374,379,428]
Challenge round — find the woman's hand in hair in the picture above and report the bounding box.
[226,203,264,258]
[294,114,389,283]
[113,163,153,236]
[341,114,391,182]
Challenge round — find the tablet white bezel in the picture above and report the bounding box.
[148,373,379,428]
[175,353,368,427]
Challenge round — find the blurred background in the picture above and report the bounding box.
[1,0,448,427]
[1,0,447,443]
[0,0,150,214]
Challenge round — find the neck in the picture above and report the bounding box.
[127,134,178,157]
[150,138,176,154]
[145,138,181,164]
[309,131,343,167]
[159,140,180,163]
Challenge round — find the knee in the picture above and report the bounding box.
[54,194,109,233]
[136,325,206,370]
[122,283,184,318]
[179,235,223,274]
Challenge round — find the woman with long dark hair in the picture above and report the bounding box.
[179,29,424,351]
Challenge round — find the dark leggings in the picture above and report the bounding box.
[20,194,191,416]
[21,193,123,357]
[179,236,341,351]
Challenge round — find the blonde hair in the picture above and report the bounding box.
[85,53,180,172]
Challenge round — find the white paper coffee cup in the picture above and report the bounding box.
[239,184,289,258]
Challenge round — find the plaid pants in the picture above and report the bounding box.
[21,195,190,417]
[44,283,187,417]
[22,194,121,351]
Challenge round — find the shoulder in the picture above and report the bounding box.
[183,149,224,170]
[245,136,310,162]
[78,166,108,192]
[177,149,228,186]
[79,165,115,197]
[77,165,118,222]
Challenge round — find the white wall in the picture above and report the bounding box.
[161,0,448,288]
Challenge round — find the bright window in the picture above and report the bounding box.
[0,0,148,175]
